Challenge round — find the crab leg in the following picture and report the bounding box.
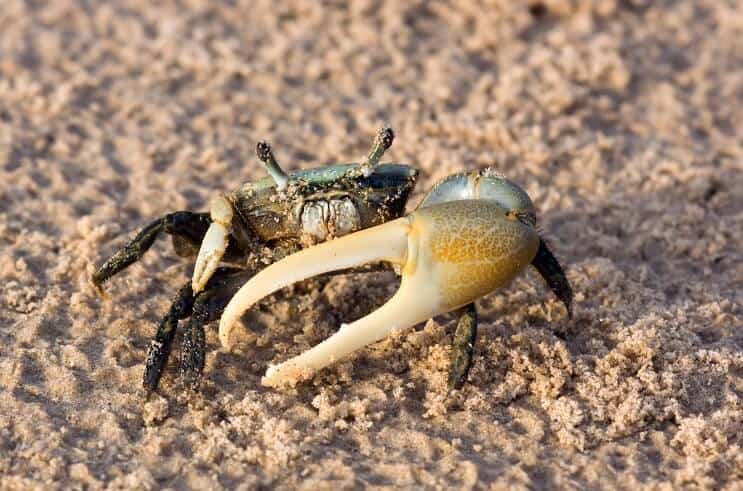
[192,195,233,294]
[92,211,210,287]
[449,303,478,389]
[218,199,541,387]
[532,238,573,318]
[143,281,195,394]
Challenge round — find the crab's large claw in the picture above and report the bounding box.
[218,199,540,387]
[192,196,233,294]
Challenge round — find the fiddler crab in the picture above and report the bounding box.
[93,127,572,395]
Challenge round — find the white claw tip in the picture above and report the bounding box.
[192,220,230,294]
[261,363,316,387]
[219,327,234,350]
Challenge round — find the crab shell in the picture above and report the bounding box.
[230,164,418,246]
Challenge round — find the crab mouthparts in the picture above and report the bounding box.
[218,200,541,387]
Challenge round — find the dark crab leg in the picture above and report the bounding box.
[92,211,210,287]
[180,268,260,389]
[143,282,195,394]
[531,238,573,318]
[144,268,250,394]
[448,302,478,390]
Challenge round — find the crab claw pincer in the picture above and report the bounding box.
[192,195,233,294]
[218,199,541,387]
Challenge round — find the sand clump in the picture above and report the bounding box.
[1,0,742,489]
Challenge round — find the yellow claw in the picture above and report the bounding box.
[218,199,540,387]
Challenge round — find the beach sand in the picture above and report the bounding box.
[1,0,741,488]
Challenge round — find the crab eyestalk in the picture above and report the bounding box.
[218,199,540,387]
[256,141,290,191]
[359,126,394,177]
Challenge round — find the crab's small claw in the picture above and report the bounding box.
[192,196,233,294]
[218,199,540,387]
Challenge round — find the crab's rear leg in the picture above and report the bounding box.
[92,211,210,287]
[180,268,258,389]
[531,238,573,318]
[143,268,252,394]
[143,282,195,394]
[448,303,478,390]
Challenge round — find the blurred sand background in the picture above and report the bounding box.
[1,0,742,489]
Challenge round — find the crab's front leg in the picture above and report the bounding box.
[92,211,210,288]
[192,195,234,294]
[449,303,478,389]
[218,200,541,387]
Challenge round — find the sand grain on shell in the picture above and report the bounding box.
[1,0,742,489]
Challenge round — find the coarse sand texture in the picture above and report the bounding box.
[1,1,741,489]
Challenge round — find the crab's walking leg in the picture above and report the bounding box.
[531,238,573,318]
[142,268,254,394]
[180,268,256,388]
[143,282,195,394]
[92,211,210,287]
[448,303,478,390]
[181,315,206,389]
[192,196,233,294]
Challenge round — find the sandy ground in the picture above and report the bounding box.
[1,0,742,489]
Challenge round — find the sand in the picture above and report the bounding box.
[1,0,741,489]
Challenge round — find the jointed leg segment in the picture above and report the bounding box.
[92,211,210,287]
[531,238,573,318]
[180,268,255,388]
[142,268,255,394]
[143,282,195,394]
[448,303,478,390]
